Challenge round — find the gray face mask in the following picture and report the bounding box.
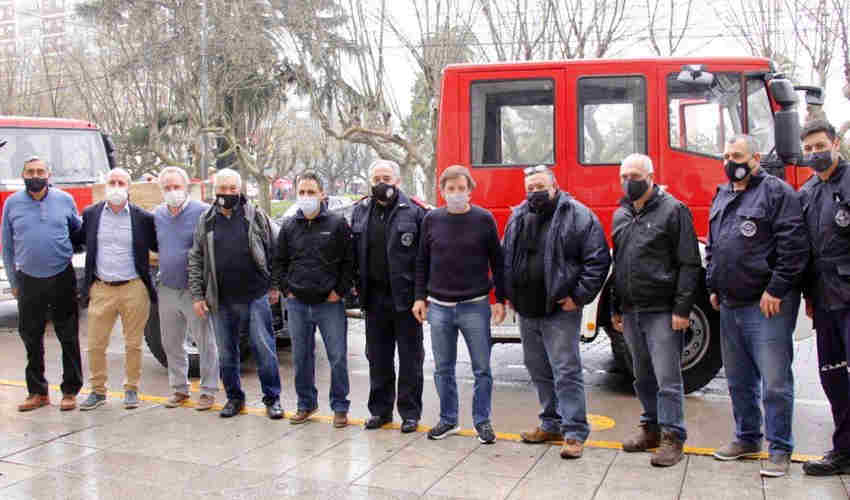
[445,192,469,212]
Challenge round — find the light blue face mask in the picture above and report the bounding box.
[296,196,320,215]
[445,192,469,213]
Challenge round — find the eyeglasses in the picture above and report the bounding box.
[523,165,550,176]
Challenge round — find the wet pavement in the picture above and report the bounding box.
[0,306,846,499]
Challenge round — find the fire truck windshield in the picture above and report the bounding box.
[0,128,109,184]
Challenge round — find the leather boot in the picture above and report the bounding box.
[622,423,661,452]
[651,431,684,467]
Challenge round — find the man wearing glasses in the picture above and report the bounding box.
[502,164,610,459]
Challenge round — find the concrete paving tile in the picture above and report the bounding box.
[0,418,82,441]
[341,485,423,500]
[603,452,687,491]
[219,440,313,475]
[0,435,46,458]
[382,444,470,473]
[679,467,764,500]
[684,454,764,478]
[180,466,281,493]
[425,471,521,500]
[451,440,546,479]
[525,445,615,482]
[593,485,680,500]
[0,470,95,500]
[265,430,348,457]
[0,460,45,489]
[5,441,99,468]
[286,456,376,483]
[507,477,600,500]
[353,463,447,495]
[318,436,408,463]
[84,476,205,500]
[57,424,140,449]
[60,450,212,488]
[760,463,850,499]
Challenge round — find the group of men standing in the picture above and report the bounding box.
[3,118,849,480]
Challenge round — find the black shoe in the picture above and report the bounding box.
[803,450,850,476]
[265,400,283,420]
[219,399,244,418]
[401,419,419,433]
[364,415,392,430]
[475,421,496,444]
[427,421,460,440]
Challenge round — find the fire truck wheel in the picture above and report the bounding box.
[144,304,201,378]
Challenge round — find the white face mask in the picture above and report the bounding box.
[296,196,320,215]
[445,192,469,213]
[106,186,128,206]
[163,189,187,208]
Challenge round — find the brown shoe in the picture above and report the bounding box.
[290,407,318,425]
[60,394,77,411]
[164,393,190,408]
[18,394,50,412]
[195,394,215,411]
[622,423,661,452]
[520,426,564,444]
[333,411,348,428]
[651,432,684,467]
[560,439,584,459]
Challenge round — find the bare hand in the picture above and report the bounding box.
[287,292,294,299]
[412,300,428,324]
[557,296,578,312]
[611,314,624,333]
[268,288,280,305]
[11,288,18,299]
[710,293,720,311]
[327,290,341,303]
[491,303,506,325]
[193,300,209,319]
[672,314,690,331]
[805,299,813,319]
[759,291,782,318]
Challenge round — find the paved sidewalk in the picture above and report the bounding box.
[0,384,847,499]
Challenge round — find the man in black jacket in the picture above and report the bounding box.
[610,154,700,467]
[351,160,426,433]
[798,120,850,476]
[273,171,354,428]
[76,168,158,411]
[706,134,808,477]
[502,165,610,459]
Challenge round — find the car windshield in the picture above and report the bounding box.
[0,128,110,184]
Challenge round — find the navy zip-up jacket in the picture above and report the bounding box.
[705,169,808,307]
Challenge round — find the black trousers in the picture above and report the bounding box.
[16,265,82,396]
[365,290,424,420]
[814,306,850,453]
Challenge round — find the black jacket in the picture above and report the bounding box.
[800,161,850,311]
[351,191,426,312]
[502,191,610,315]
[76,201,158,305]
[272,203,354,305]
[611,186,701,317]
[705,169,808,307]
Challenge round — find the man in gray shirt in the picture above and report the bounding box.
[154,167,218,411]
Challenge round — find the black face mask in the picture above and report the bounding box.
[215,194,240,209]
[808,151,834,173]
[622,178,650,202]
[527,190,555,214]
[724,159,752,182]
[371,182,397,203]
[24,177,47,193]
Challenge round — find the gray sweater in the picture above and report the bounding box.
[154,200,209,289]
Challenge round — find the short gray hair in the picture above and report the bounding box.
[727,134,759,154]
[22,156,50,171]
[214,168,242,189]
[368,159,401,179]
[621,153,654,174]
[108,167,132,183]
[158,166,190,187]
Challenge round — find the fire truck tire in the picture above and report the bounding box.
[144,305,201,378]
[606,292,722,395]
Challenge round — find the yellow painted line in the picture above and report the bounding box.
[0,378,820,462]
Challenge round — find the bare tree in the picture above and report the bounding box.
[644,0,695,56]
[786,0,841,92]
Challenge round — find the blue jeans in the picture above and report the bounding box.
[719,291,799,454]
[212,295,281,403]
[428,300,493,427]
[285,298,350,412]
[519,309,589,441]
[622,311,687,441]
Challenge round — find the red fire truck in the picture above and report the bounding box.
[436,57,818,393]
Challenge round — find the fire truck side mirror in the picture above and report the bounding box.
[102,134,117,170]
[794,85,825,106]
[769,79,801,164]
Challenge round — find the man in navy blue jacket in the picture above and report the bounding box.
[75,168,158,411]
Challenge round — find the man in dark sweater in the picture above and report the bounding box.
[502,165,610,460]
[413,165,506,444]
[187,168,282,420]
[273,171,354,428]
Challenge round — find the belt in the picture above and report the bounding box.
[96,277,132,287]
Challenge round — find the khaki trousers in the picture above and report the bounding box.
[87,279,150,394]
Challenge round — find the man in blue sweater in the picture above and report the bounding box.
[154,167,219,410]
[2,156,83,412]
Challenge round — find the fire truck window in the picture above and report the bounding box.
[667,72,743,158]
[747,78,775,155]
[0,129,109,183]
[470,79,554,166]
[578,76,647,165]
